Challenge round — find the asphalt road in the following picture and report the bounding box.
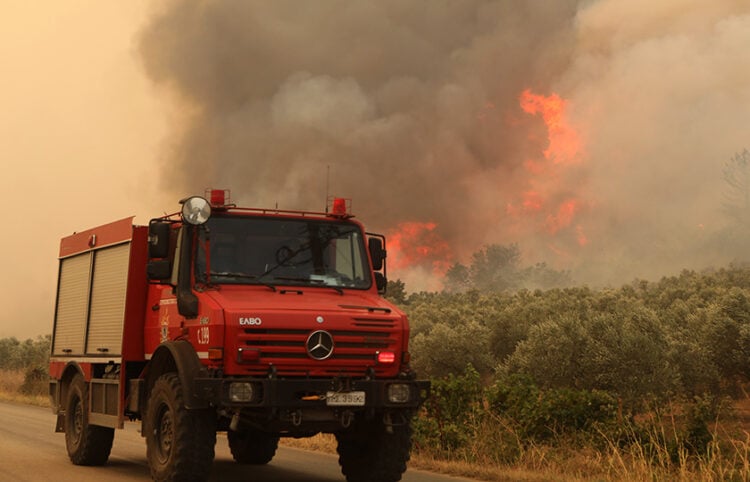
[0,401,473,482]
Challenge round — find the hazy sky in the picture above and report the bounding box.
[1,2,167,339]
[3,1,750,339]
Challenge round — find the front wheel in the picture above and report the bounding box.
[64,374,114,465]
[145,373,216,482]
[227,429,279,464]
[336,413,413,482]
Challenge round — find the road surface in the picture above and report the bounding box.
[0,401,473,482]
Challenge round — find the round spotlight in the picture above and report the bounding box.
[181,196,212,225]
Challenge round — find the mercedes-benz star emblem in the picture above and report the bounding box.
[306,330,334,360]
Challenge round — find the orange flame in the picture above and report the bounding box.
[519,89,581,165]
[546,199,578,234]
[386,221,453,275]
[507,89,589,252]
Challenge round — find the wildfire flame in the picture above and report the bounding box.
[519,89,581,165]
[508,89,589,254]
[386,221,453,276]
[384,89,588,280]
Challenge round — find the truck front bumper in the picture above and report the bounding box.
[193,376,430,410]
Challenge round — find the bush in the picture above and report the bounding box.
[410,320,494,378]
[0,335,50,400]
[20,366,48,397]
[0,335,51,371]
[498,299,677,408]
[487,375,619,444]
[414,365,483,453]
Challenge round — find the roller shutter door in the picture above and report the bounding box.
[86,243,130,355]
[53,253,92,355]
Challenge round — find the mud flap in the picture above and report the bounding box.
[55,412,65,433]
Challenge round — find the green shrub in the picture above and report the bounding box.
[500,301,676,408]
[487,375,619,444]
[20,365,48,396]
[414,365,483,454]
[410,321,494,378]
[0,335,51,370]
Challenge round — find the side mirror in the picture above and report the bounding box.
[368,237,386,271]
[147,260,172,281]
[149,221,171,259]
[374,272,387,295]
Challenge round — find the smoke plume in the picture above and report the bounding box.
[140,0,750,289]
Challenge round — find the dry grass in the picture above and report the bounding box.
[597,431,750,482]
[408,452,585,482]
[0,369,50,407]
[281,432,338,454]
[281,433,593,481]
[412,437,750,482]
[280,416,750,482]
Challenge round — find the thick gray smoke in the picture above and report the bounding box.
[140,0,750,289]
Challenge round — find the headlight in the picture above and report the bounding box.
[180,196,211,225]
[229,382,255,402]
[387,383,411,403]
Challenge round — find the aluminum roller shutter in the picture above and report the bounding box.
[86,243,130,355]
[53,253,91,355]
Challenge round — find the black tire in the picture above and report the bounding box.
[64,374,114,466]
[335,414,413,482]
[145,373,216,482]
[227,429,280,464]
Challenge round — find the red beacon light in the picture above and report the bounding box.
[328,197,352,217]
[206,188,230,207]
[333,198,346,214]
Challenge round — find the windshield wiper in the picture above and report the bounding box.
[210,271,257,280]
[210,272,276,291]
[273,276,344,295]
[326,286,344,295]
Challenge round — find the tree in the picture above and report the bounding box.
[0,335,51,370]
[502,302,676,407]
[0,337,21,369]
[469,244,522,292]
[443,263,470,293]
[442,244,573,293]
[722,148,750,225]
[521,262,573,290]
[385,279,408,305]
[410,321,494,378]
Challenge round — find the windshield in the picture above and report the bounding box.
[196,215,371,290]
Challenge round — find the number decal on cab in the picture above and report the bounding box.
[197,326,210,345]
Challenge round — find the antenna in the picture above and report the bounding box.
[325,164,330,213]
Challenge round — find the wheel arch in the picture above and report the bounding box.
[56,362,87,415]
[143,340,209,411]
[52,362,90,433]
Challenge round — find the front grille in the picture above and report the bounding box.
[237,325,399,374]
[352,317,396,328]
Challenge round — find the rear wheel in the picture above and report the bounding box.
[227,429,279,464]
[64,374,114,465]
[336,413,413,482]
[146,373,216,482]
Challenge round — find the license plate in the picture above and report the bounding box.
[326,391,366,406]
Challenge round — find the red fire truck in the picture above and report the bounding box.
[49,190,429,482]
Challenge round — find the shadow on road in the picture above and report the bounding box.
[86,457,343,482]
[210,460,343,482]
